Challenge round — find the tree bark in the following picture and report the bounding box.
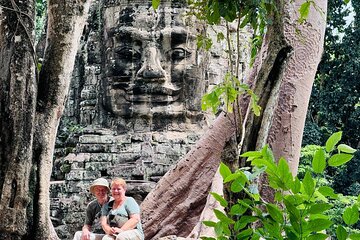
[0,1,37,239]
[0,0,92,239]
[141,0,327,239]
[141,112,237,239]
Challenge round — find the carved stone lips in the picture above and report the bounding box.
[111,82,182,103]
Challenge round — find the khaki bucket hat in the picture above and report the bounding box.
[89,178,110,194]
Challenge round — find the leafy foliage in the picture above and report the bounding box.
[186,0,276,114]
[203,132,359,239]
[56,118,84,148]
[303,0,360,196]
[35,0,47,41]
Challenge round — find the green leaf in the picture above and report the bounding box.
[203,220,217,227]
[308,213,329,220]
[306,233,328,240]
[200,237,216,240]
[303,171,315,196]
[235,216,258,231]
[210,192,228,207]
[304,219,333,232]
[318,186,338,199]
[241,150,263,158]
[205,38,212,51]
[152,0,160,10]
[237,228,253,239]
[338,144,357,154]
[214,221,223,236]
[288,212,301,235]
[214,209,235,224]
[266,203,284,223]
[308,203,333,214]
[250,91,261,116]
[349,233,360,240]
[263,221,282,239]
[222,221,231,236]
[343,205,359,225]
[274,191,283,202]
[299,1,310,23]
[216,32,225,43]
[234,220,247,231]
[291,177,301,194]
[206,0,221,24]
[201,89,220,113]
[224,171,247,183]
[328,153,353,167]
[219,162,232,179]
[250,233,261,240]
[284,198,301,219]
[230,204,248,215]
[336,225,348,240]
[278,158,292,180]
[285,230,299,240]
[325,131,342,152]
[231,178,245,192]
[312,148,326,173]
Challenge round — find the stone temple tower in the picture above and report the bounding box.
[50,0,251,238]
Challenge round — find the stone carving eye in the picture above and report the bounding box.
[116,47,141,61]
[170,48,190,61]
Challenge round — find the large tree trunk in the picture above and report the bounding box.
[32,1,91,238]
[141,0,327,239]
[0,0,91,239]
[0,1,37,239]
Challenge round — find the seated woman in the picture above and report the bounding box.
[101,178,144,240]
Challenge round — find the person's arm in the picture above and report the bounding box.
[80,224,91,240]
[101,216,116,235]
[81,201,95,240]
[113,213,140,233]
[100,202,117,236]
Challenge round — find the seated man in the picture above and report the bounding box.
[73,178,111,240]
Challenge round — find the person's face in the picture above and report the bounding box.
[102,3,206,117]
[111,183,126,200]
[93,186,108,200]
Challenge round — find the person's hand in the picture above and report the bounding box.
[103,224,113,235]
[81,228,90,240]
[110,227,119,235]
[112,227,123,234]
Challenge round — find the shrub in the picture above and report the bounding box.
[202,132,359,240]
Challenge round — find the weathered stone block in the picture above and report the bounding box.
[50,181,66,198]
[71,161,85,169]
[114,134,132,144]
[76,143,111,153]
[64,211,85,224]
[89,153,114,162]
[64,153,91,163]
[65,170,86,181]
[85,161,111,171]
[155,143,182,155]
[112,153,142,164]
[83,170,102,180]
[107,164,142,179]
[65,180,92,193]
[79,134,115,144]
[116,143,141,153]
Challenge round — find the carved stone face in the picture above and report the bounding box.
[102,2,207,119]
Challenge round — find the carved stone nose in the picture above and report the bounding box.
[136,46,165,80]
